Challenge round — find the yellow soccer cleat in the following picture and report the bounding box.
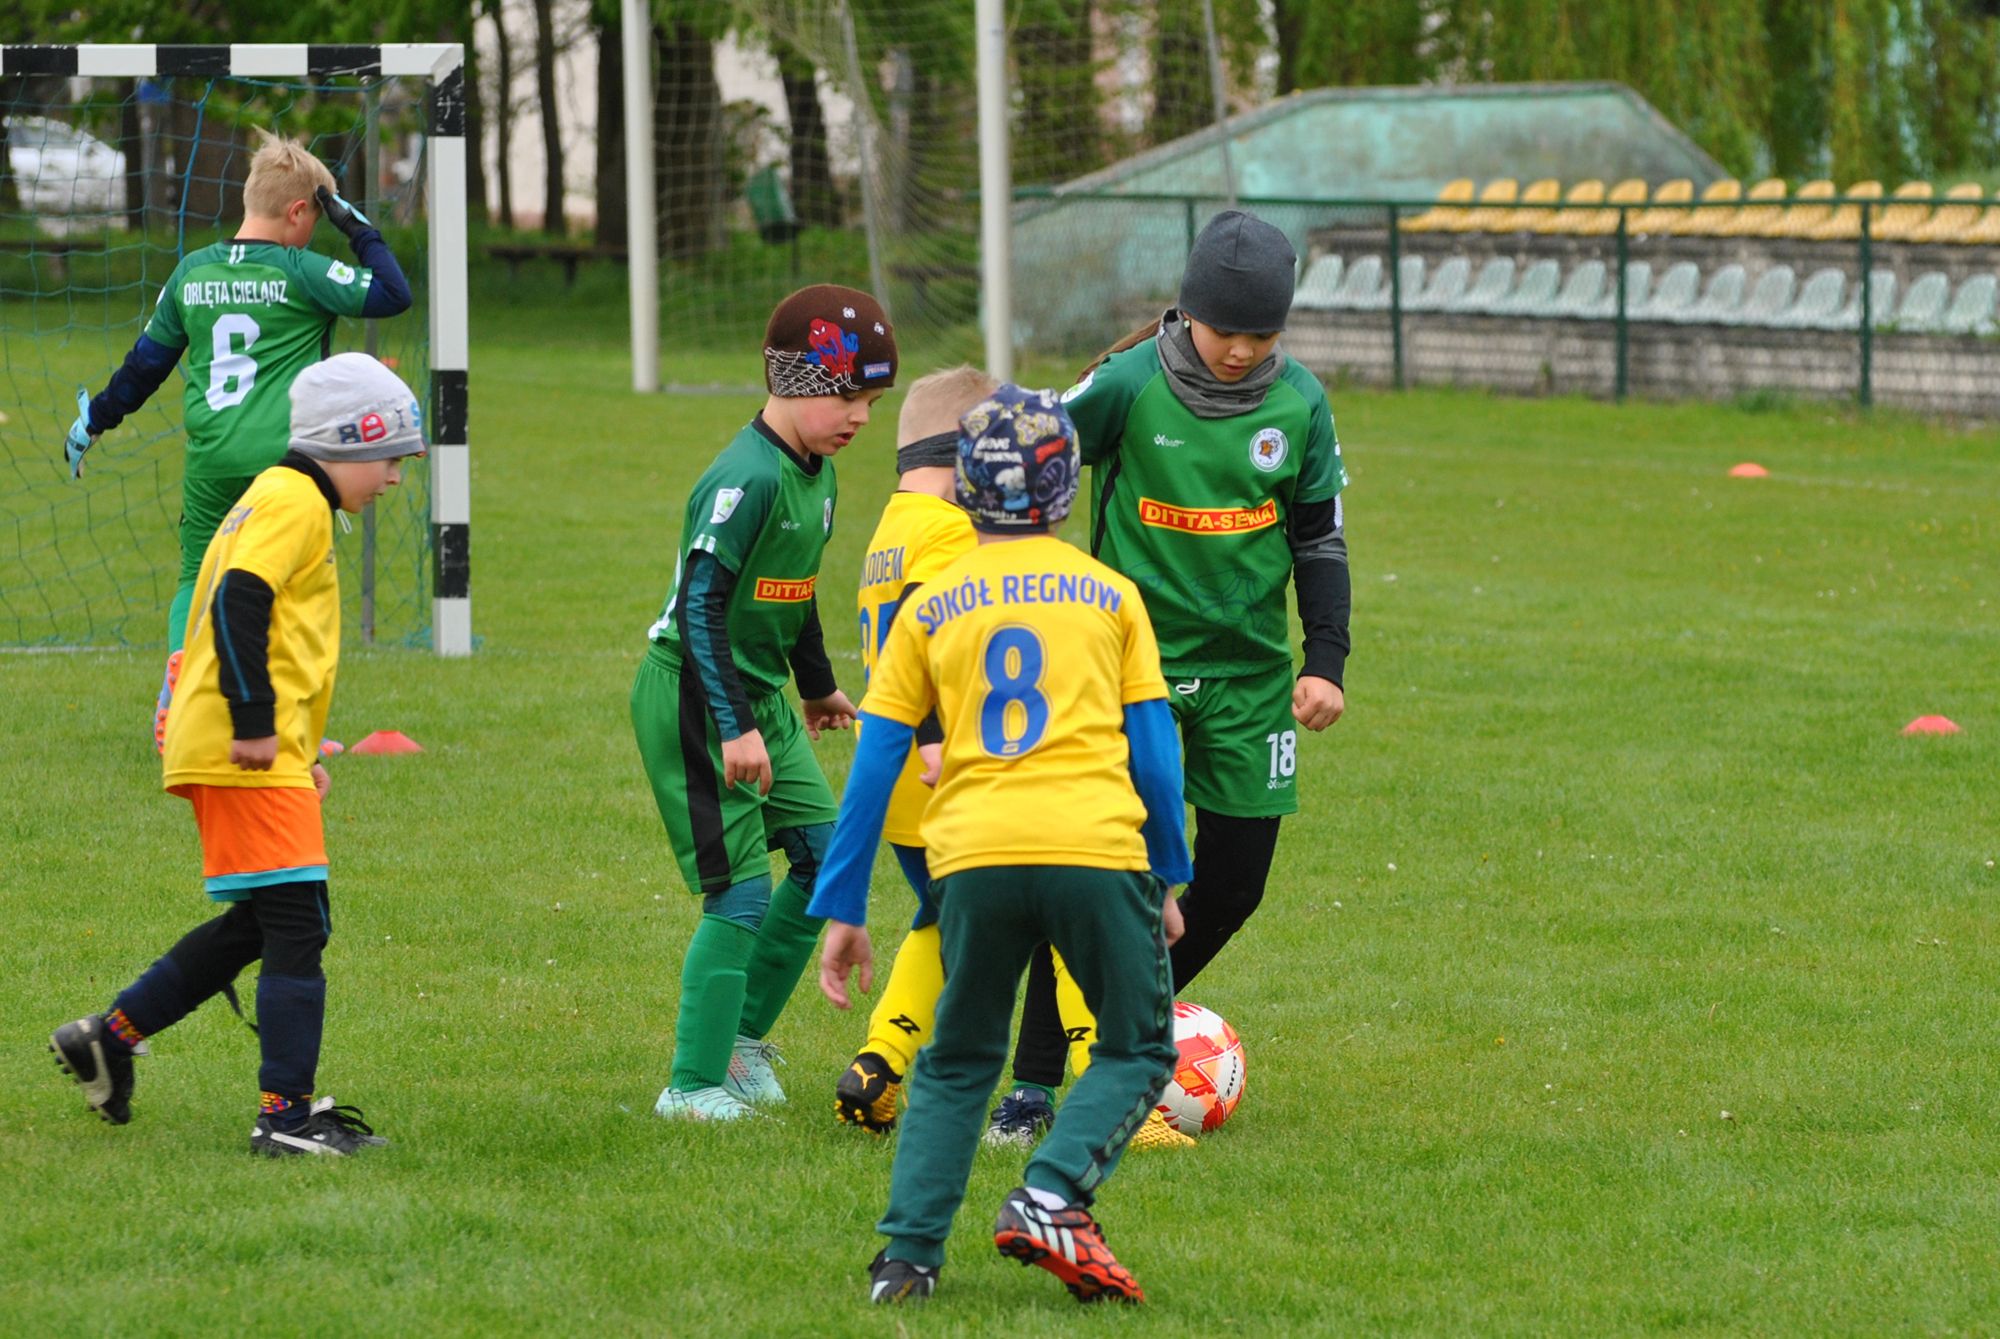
[835,1050,903,1133]
[1127,1107,1197,1151]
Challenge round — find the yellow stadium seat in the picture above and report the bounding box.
[1573,178,1650,236]
[1627,178,1693,234]
[1539,180,1606,234]
[1668,179,1743,235]
[1447,178,1521,233]
[1872,181,1935,241]
[1804,181,1884,240]
[1490,178,1561,232]
[1765,181,1835,238]
[1401,177,1476,233]
[1953,196,2000,244]
[1707,178,1787,236]
[1908,182,1985,243]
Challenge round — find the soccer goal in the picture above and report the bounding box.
[0,43,470,656]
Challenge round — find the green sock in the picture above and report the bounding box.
[1013,1082,1058,1103]
[166,582,194,654]
[738,875,825,1039]
[668,915,757,1092]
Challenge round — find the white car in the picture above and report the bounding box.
[5,114,127,233]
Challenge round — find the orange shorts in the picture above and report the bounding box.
[172,784,327,900]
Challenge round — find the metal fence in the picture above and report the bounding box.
[1011,189,2000,417]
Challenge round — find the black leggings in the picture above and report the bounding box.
[114,881,331,1101]
[1010,811,1279,1088]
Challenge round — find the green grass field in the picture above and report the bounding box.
[4,288,1999,1335]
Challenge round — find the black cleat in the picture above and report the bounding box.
[250,1097,388,1158]
[835,1051,903,1133]
[50,1015,138,1125]
[993,1187,1144,1303]
[982,1086,1055,1148]
[867,1250,937,1304]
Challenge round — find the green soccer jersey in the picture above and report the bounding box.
[143,240,376,479]
[647,419,838,698]
[1068,337,1347,677]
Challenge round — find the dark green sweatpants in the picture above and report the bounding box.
[878,865,1176,1269]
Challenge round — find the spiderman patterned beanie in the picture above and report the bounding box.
[763,284,898,397]
[955,383,1079,533]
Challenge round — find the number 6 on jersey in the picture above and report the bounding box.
[978,625,1049,757]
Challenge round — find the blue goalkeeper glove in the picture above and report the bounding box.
[314,185,374,244]
[64,388,97,479]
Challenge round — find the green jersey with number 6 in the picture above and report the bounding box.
[1067,337,1346,678]
[143,240,376,479]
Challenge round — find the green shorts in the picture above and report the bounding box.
[1165,662,1301,819]
[631,644,839,895]
[179,473,259,589]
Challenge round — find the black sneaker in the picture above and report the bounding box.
[993,1187,1144,1303]
[867,1250,937,1304]
[250,1097,388,1158]
[49,1015,139,1125]
[981,1086,1055,1148]
[835,1051,903,1133]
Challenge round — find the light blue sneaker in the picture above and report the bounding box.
[654,1085,758,1121]
[724,1035,788,1106]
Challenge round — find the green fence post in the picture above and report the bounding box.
[1185,198,1198,259]
[1858,204,1874,408]
[1614,210,1629,402]
[1388,204,1405,389]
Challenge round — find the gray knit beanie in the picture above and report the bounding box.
[289,352,426,462]
[1176,209,1298,335]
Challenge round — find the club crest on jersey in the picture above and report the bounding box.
[328,260,357,285]
[1060,370,1094,404]
[710,488,744,525]
[1249,427,1288,472]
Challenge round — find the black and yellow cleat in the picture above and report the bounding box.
[834,1050,903,1133]
[867,1250,937,1304]
[993,1187,1144,1303]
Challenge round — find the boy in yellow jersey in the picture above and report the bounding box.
[812,385,1191,1306]
[832,365,995,1132]
[48,353,421,1156]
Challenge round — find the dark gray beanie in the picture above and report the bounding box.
[1176,209,1298,335]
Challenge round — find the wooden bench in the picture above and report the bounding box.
[486,241,628,287]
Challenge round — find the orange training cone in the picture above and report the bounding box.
[350,730,424,755]
[1729,462,1770,478]
[319,738,345,756]
[1902,716,1961,736]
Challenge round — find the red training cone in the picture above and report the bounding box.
[1902,716,1961,736]
[1728,462,1770,478]
[350,730,424,755]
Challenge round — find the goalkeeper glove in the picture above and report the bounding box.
[64,388,97,479]
[314,184,374,244]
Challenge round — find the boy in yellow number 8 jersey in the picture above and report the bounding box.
[811,385,1191,1305]
[832,366,994,1131]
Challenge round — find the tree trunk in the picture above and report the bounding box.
[777,44,838,229]
[595,9,627,248]
[533,0,566,235]
[494,2,517,229]
[654,19,723,258]
[1150,1,1211,146]
[1270,0,1304,95]
[465,27,489,226]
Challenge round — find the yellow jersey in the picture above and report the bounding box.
[862,534,1168,878]
[856,490,978,846]
[163,462,340,791]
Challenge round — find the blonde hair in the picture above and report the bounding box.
[243,128,337,220]
[898,365,1000,447]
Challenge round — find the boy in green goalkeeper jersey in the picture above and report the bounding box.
[61,129,413,748]
[632,284,898,1122]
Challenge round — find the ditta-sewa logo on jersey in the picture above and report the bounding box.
[1137,496,1279,535]
[752,575,818,602]
[1249,427,1288,472]
[710,488,744,525]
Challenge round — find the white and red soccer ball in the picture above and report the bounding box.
[1155,1001,1246,1135]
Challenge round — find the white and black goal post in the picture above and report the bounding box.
[0,42,471,656]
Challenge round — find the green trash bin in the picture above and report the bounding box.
[748,166,801,244]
